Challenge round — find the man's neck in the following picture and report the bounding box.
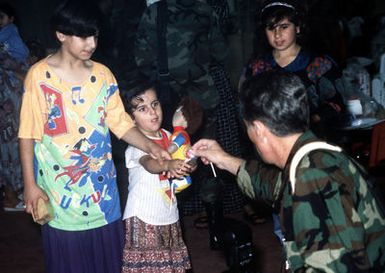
[273,133,302,169]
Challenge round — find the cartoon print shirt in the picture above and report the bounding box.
[123,129,179,226]
[18,58,134,231]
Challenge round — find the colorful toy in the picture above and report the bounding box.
[168,96,203,195]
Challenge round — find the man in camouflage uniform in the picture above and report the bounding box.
[192,70,385,272]
[135,0,229,133]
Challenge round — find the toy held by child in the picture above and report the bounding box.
[168,96,203,195]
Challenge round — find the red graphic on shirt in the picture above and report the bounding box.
[40,83,68,136]
[153,130,174,203]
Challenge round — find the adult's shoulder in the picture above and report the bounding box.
[295,148,351,191]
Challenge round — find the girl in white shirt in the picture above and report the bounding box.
[122,79,191,272]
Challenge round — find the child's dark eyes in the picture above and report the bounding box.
[134,100,160,114]
[137,106,146,112]
[151,101,160,108]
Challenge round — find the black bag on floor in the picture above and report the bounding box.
[221,218,255,273]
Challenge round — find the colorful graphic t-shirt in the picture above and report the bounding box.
[18,58,133,231]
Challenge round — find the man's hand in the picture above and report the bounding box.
[191,139,226,165]
[192,139,244,175]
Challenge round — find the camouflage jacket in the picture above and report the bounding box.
[135,0,229,109]
[237,131,385,272]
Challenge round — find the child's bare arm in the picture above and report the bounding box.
[19,138,48,217]
[121,127,171,162]
[139,156,191,178]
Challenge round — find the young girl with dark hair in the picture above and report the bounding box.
[240,0,346,141]
[122,81,191,272]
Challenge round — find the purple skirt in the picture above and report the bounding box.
[42,220,124,273]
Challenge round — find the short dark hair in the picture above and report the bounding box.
[240,70,309,136]
[50,0,101,38]
[0,3,16,18]
[123,74,157,115]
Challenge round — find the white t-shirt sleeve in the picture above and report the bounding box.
[125,145,147,169]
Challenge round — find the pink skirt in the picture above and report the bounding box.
[122,216,191,273]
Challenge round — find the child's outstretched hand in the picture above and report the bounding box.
[165,159,191,179]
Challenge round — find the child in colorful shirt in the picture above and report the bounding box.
[18,1,169,273]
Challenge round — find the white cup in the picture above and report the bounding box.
[346,99,363,116]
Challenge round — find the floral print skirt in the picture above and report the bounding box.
[122,216,191,273]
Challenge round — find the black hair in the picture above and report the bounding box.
[122,74,157,115]
[50,0,101,38]
[0,3,16,18]
[260,0,304,28]
[240,70,309,137]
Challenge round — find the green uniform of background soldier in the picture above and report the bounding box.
[135,0,228,128]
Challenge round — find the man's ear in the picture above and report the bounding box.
[252,120,265,137]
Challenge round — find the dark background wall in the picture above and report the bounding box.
[0,0,62,49]
[2,0,385,81]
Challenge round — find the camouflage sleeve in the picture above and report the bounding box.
[285,151,385,272]
[135,7,157,77]
[208,10,229,67]
[236,160,282,205]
